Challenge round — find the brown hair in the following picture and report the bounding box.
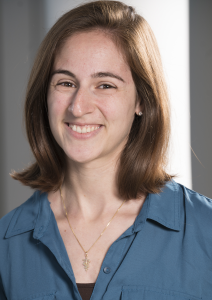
[11,0,173,198]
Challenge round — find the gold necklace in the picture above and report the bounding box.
[60,187,127,271]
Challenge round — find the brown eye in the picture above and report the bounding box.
[54,81,77,93]
[57,82,75,88]
[99,84,116,89]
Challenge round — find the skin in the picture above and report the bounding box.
[47,30,146,282]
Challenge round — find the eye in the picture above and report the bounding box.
[57,81,76,88]
[98,84,116,89]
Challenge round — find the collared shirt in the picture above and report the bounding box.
[0,180,212,300]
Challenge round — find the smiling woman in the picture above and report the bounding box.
[9,1,172,196]
[1,1,212,300]
[47,29,140,166]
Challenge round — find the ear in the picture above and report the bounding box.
[135,94,143,115]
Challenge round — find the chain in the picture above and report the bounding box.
[60,187,127,270]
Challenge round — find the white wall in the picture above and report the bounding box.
[133,0,191,188]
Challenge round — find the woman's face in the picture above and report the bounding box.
[47,30,141,165]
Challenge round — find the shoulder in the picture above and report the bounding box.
[149,180,212,232]
[151,180,212,255]
[170,181,212,251]
[0,209,17,239]
[177,182,212,230]
[164,179,212,212]
[0,191,42,275]
[177,182,212,216]
[0,191,40,241]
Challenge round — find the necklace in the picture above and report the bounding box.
[60,187,127,271]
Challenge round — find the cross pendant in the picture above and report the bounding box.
[82,252,90,271]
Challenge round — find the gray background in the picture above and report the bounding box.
[0,0,212,218]
[190,0,212,199]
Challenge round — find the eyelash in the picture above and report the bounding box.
[55,82,116,90]
[98,84,116,89]
[57,82,76,88]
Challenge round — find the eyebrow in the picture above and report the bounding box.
[51,69,76,78]
[51,69,125,83]
[91,72,125,83]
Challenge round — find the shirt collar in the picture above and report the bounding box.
[4,180,181,239]
[133,179,181,232]
[4,191,51,239]
[148,179,181,231]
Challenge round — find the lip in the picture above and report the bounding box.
[68,122,102,127]
[65,123,103,140]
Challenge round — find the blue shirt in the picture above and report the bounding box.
[0,180,212,300]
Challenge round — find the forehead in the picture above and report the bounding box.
[53,30,131,76]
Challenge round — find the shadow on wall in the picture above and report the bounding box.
[0,0,46,218]
[190,0,212,198]
[0,0,6,218]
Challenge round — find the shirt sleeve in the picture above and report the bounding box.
[0,276,7,300]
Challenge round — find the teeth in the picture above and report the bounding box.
[69,124,101,133]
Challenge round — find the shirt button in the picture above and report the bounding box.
[103,267,111,274]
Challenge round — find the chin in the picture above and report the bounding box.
[66,151,102,165]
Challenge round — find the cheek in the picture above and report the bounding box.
[47,94,69,143]
[47,92,67,124]
[47,102,65,147]
[105,92,135,121]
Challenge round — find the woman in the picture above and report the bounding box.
[0,1,211,300]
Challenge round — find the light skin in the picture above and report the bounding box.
[47,30,146,282]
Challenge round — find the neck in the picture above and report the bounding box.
[60,156,124,221]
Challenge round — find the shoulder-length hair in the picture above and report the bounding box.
[11,0,173,198]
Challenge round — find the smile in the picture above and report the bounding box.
[69,124,101,133]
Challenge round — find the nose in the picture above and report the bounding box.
[67,87,95,117]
